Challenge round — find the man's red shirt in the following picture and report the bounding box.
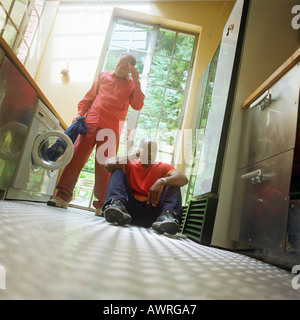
[124,159,176,202]
[77,71,145,134]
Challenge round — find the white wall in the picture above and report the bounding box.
[28,2,116,126]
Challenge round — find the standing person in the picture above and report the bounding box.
[47,52,145,215]
[102,138,188,235]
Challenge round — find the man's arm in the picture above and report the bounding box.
[129,65,145,111]
[147,170,188,207]
[161,170,189,187]
[104,150,140,173]
[75,74,102,120]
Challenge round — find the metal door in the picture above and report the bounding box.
[231,150,294,252]
[238,64,300,169]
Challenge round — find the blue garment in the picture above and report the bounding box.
[43,117,86,162]
[104,168,182,227]
[63,116,87,143]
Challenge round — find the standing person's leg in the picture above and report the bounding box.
[93,129,120,211]
[151,186,182,235]
[48,124,98,208]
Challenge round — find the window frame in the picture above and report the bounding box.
[0,0,45,64]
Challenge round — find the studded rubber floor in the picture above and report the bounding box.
[0,200,299,300]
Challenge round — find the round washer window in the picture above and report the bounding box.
[32,131,74,170]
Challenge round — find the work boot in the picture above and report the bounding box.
[103,199,131,226]
[47,196,68,209]
[152,211,180,235]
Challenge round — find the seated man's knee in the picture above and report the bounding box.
[162,185,181,197]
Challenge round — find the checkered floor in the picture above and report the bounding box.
[0,200,299,300]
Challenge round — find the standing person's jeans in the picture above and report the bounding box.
[103,168,182,227]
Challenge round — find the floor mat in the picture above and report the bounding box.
[0,200,299,300]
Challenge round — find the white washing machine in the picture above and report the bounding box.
[6,99,74,202]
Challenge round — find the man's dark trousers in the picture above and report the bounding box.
[103,168,182,227]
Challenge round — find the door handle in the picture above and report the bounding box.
[250,90,272,110]
[241,169,275,184]
[241,169,263,184]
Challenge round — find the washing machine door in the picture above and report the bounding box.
[32,130,74,170]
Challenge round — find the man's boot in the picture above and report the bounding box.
[103,199,131,226]
[152,210,180,235]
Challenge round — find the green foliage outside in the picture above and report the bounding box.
[184,44,220,202]
[80,147,96,177]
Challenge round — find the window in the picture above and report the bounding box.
[183,44,220,203]
[104,19,196,163]
[70,17,197,211]
[0,0,45,63]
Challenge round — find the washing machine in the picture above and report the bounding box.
[6,99,74,202]
[0,50,37,197]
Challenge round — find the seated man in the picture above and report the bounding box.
[102,138,188,235]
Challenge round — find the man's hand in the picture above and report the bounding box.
[72,114,81,123]
[135,148,141,158]
[147,179,165,207]
[129,64,140,82]
[147,171,189,206]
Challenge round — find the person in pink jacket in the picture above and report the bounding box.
[47,52,145,214]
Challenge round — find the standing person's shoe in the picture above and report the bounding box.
[103,199,131,226]
[152,211,180,235]
[95,207,103,217]
[47,196,68,209]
